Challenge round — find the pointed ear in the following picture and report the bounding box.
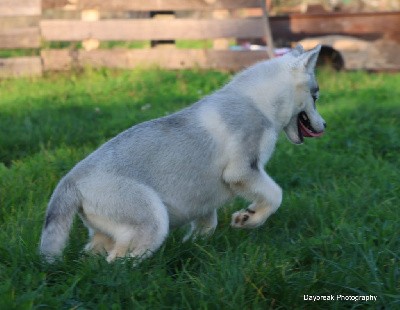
[294,45,321,72]
[290,44,305,56]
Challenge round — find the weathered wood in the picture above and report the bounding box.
[290,12,400,35]
[81,9,100,51]
[0,27,40,49]
[42,0,69,10]
[0,0,41,16]
[41,49,268,71]
[212,10,230,50]
[78,0,260,11]
[150,11,176,49]
[0,16,40,30]
[40,19,265,41]
[270,12,400,41]
[260,0,274,57]
[300,36,400,70]
[41,49,75,71]
[40,11,400,44]
[0,57,42,77]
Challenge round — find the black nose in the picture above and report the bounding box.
[323,122,327,129]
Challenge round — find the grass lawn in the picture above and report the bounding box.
[0,67,399,309]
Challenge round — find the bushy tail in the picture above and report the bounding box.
[40,177,81,262]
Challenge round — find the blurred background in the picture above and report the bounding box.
[1,0,400,77]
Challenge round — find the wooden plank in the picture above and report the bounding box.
[41,49,269,71]
[0,27,40,49]
[0,16,40,30]
[269,12,400,41]
[41,12,400,43]
[0,0,41,17]
[78,0,260,11]
[41,49,75,71]
[288,12,400,35]
[81,9,100,51]
[40,18,265,41]
[212,10,230,50]
[0,57,42,77]
[42,0,69,10]
[78,49,269,70]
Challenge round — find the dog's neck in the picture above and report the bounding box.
[226,61,295,132]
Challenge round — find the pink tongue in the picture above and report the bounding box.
[300,121,324,138]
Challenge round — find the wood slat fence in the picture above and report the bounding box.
[2,1,400,77]
[1,0,272,77]
[0,0,42,77]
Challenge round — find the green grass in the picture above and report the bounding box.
[0,68,399,309]
[0,49,40,58]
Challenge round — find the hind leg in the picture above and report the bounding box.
[81,177,169,263]
[104,218,168,263]
[84,230,114,255]
[85,207,169,263]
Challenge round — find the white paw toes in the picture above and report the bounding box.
[231,208,260,229]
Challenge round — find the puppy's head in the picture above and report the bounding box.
[283,45,326,144]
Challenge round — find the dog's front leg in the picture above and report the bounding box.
[224,164,282,229]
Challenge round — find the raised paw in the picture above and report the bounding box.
[231,208,261,229]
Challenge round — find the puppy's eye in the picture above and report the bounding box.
[312,94,318,102]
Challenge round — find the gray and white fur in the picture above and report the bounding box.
[40,45,325,263]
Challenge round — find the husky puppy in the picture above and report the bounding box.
[40,45,326,263]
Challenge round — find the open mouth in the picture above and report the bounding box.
[298,111,324,141]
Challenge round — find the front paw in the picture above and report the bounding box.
[231,208,259,229]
